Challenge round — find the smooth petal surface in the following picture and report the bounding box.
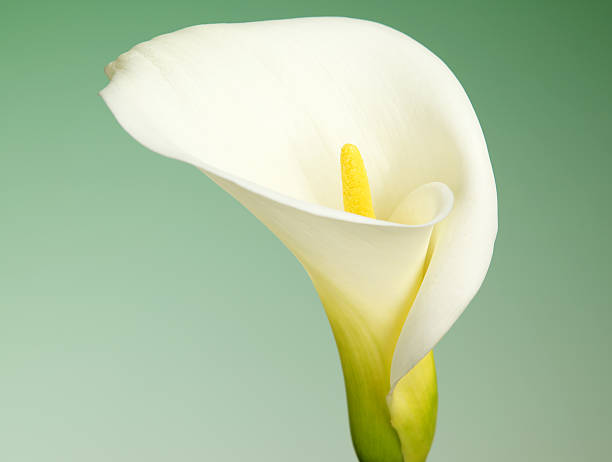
[101,18,497,387]
[206,172,453,344]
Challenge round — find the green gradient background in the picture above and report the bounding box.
[1,1,610,461]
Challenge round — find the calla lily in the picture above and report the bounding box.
[101,17,497,462]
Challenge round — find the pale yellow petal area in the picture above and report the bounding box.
[390,352,437,462]
[340,144,437,462]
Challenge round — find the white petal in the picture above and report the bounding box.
[101,17,497,386]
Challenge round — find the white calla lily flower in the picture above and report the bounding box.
[101,17,497,462]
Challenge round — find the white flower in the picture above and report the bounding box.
[101,17,497,462]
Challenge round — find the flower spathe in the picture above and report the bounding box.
[101,17,497,462]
